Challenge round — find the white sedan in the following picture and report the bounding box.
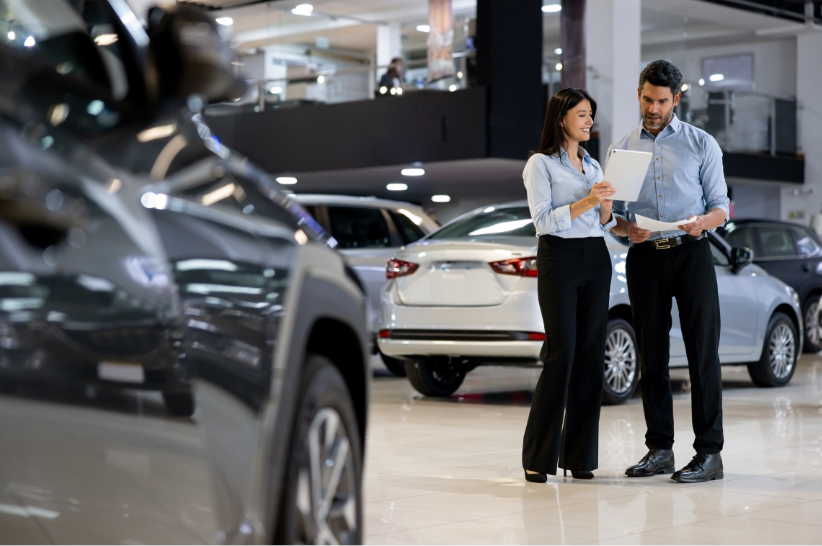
[378,202,803,403]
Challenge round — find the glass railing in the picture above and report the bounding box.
[682,89,797,156]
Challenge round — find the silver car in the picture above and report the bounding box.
[378,202,803,403]
[292,195,439,375]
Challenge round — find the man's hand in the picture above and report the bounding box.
[629,222,651,244]
[679,215,704,236]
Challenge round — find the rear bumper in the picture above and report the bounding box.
[378,338,542,359]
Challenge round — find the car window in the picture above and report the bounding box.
[758,226,798,258]
[432,207,536,239]
[790,227,820,257]
[710,240,730,266]
[723,226,756,251]
[389,210,425,244]
[327,206,391,249]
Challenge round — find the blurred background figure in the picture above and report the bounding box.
[378,57,404,96]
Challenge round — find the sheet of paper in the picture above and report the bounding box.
[635,214,696,232]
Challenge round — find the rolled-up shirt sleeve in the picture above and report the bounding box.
[524,156,572,234]
[599,211,617,231]
[701,136,730,229]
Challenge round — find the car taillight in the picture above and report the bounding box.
[527,332,546,341]
[386,258,419,279]
[489,257,538,277]
[378,329,391,339]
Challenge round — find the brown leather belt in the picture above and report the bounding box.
[641,232,706,250]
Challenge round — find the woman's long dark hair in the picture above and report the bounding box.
[533,88,597,160]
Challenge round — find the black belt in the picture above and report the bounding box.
[640,232,706,250]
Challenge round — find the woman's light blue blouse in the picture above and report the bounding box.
[523,147,617,238]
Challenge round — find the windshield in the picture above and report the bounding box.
[430,206,536,239]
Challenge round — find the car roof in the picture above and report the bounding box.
[291,194,426,211]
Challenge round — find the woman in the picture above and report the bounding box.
[522,88,615,482]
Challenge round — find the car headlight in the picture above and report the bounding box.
[788,287,800,307]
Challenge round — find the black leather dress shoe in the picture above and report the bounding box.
[625,448,675,477]
[671,453,723,483]
[524,470,547,483]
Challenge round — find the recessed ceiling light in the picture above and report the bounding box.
[542,4,562,13]
[555,62,563,71]
[681,83,690,92]
[709,73,725,82]
[387,183,408,191]
[416,24,430,33]
[317,75,325,83]
[23,36,35,47]
[7,31,15,40]
[94,33,118,46]
[554,47,562,55]
[448,84,457,92]
[431,195,451,203]
[216,17,233,25]
[276,176,298,184]
[698,78,705,86]
[401,168,425,177]
[292,4,313,16]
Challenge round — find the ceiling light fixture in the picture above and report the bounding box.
[94,33,118,46]
[542,4,562,13]
[292,4,313,16]
[216,17,233,25]
[317,75,325,83]
[23,36,35,47]
[698,78,705,86]
[554,47,562,55]
[7,31,15,40]
[276,176,298,185]
[431,195,451,203]
[709,73,725,82]
[401,168,425,177]
[448,84,457,92]
[387,183,408,191]
[681,83,690,92]
[555,62,563,71]
[416,24,430,33]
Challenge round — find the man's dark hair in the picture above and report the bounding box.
[639,60,682,97]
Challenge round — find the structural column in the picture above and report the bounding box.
[585,0,641,152]
[784,32,822,224]
[475,0,543,159]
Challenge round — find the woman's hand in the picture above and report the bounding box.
[586,182,616,207]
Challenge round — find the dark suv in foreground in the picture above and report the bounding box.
[0,1,367,543]
[720,219,822,352]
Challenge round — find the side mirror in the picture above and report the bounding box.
[731,246,753,273]
[147,5,245,104]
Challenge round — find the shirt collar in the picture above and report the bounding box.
[559,146,592,162]
[639,114,680,138]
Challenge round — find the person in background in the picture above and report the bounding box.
[378,57,403,96]
[609,60,729,483]
[522,88,616,483]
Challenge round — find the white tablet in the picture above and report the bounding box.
[602,149,653,202]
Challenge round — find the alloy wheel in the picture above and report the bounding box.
[295,408,358,544]
[769,323,796,380]
[605,327,637,394]
[804,299,820,347]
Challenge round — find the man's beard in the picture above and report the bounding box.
[643,109,673,130]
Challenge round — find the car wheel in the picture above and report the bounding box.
[602,318,640,405]
[748,312,798,388]
[277,355,362,545]
[802,296,821,353]
[379,351,407,377]
[405,358,466,397]
[162,392,195,416]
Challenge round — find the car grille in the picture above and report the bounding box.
[64,328,163,355]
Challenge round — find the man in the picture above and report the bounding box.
[609,60,729,483]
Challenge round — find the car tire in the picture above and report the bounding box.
[379,352,407,377]
[162,392,195,416]
[602,318,640,405]
[748,312,798,388]
[802,296,821,353]
[405,358,466,397]
[276,354,362,545]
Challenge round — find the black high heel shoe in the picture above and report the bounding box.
[524,470,548,483]
[564,469,594,479]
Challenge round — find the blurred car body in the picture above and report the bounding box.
[379,202,803,402]
[0,1,367,543]
[293,194,438,375]
[719,219,822,352]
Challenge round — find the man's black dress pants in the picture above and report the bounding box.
[522,235,611,475]
[626,238,724,454]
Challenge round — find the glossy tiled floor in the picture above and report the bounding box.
[364,355,822,544]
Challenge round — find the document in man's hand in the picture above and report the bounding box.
[602,149,653,202]
[635,214,697,232]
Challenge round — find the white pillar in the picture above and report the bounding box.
[585,0,641,151]
[784,33,822,225]
[376,23,402,69]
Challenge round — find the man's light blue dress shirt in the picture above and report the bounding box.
[523,146,617,238]
[607,115,730,241]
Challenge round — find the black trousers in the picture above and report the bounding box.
[626,238,724,454]
[522,235,611,475]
